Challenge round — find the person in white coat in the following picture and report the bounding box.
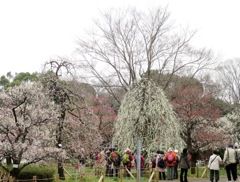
[208,150,222,182]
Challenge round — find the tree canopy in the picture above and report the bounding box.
[113,79,183,159]
[0,82,61,177]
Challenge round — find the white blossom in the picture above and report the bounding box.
[112,79,184,159]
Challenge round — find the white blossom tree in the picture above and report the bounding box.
[0,82,61,178]
[112,79,183,159]
[225,107,240,143]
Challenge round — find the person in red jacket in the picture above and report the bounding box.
[164,147,177,180]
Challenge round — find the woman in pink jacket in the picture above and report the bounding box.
[156,150,166,180]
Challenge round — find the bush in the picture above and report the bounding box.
[17,165,55,182]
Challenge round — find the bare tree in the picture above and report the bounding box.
[76,7,216,104]
[216,59,240,104]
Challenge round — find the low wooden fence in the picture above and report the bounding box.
[0,164,209,182]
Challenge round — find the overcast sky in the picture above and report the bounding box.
[1,0,240,76]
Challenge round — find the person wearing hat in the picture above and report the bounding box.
[223,144,238,182]
[173,149,180,179]
[164,147,177,180]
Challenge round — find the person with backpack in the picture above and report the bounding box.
[179,148,191,182]
[122,148,133,177]
[164,147,177,180]
[110,147,121,177]
[156,150,166,180]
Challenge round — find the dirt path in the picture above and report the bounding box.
[167,177,229,182]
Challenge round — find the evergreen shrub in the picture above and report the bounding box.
[17,165,55,182]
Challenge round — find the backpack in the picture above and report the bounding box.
[111,151,119,165]
[157,156,165,168]
[167,153,174,163]
[122,153,130,164]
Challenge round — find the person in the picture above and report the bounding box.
[95,150,104,176]
[156,150,166,180]
[173,149,180,179]
[105,150,113,177]
[234,144,239,172]
[223,144,238,182]
[208,150,222,182]
[164,147,176,180]
[122,148,133,177]
[151,153,157,173]
[79,148,86,175]
[110,146,121,177]
[179,148,190,182]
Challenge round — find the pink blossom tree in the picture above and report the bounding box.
[90,96,117,147]
[171,86,228,166]
[0,82,62,178]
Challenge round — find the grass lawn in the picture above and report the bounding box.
[62,165,231,182]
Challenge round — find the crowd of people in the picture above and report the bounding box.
[95,146,191,182]
[95,146,145,177]
[151,147,190,182]
[94,144,240,182]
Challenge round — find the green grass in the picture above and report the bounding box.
[60,166,229,182]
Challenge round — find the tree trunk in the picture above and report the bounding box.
[6,156,12,165]
[191,152,198,167]
[10,161,20,179]
[58,160,65,180]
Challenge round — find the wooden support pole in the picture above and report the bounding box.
[33,176,37,182]
[126,167,135,179]
[98,175,104,182]
[56,175,59,182]
[148,171,155,182]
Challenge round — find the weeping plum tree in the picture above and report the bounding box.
[112,79,183,159]
[0,82,61,178]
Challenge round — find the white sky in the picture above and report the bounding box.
[1,0,240,75]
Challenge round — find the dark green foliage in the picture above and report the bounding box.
[0,72,38,90]
[17,165,55,182]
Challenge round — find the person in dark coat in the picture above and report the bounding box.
[179,148,190,182]
[105,150,113,177]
